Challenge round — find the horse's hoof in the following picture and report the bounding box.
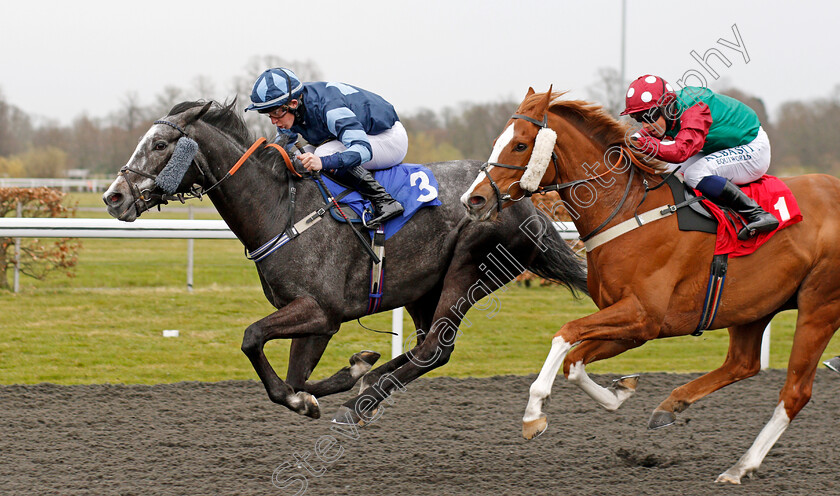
[298,392,321,419]
[522,414,547,440]
[610,374,640,392]
[331,406,363,426]
[824,356,840,374]
[715,470,742,484]
[648,409,676,430]
[357,407,379,427]
[351,350,381,368]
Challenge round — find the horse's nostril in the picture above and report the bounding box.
[105,193,122,206]
[469,196,486,207]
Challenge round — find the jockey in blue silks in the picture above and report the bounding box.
[246,67,406,227]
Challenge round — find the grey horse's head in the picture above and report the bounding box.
[103,102,212,221]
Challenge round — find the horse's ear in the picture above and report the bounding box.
[184,101,213,126]
[535,85,554,115]
[526,87,536,98]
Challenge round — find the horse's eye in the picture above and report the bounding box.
[153,141,168,151]
[514,143,529,152]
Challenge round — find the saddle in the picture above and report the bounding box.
[663,173,717,234]
[315,164,441,240]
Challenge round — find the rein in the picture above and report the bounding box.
[119,119,300,211]
[120,119,380,264]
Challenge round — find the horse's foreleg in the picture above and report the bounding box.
[240,296,332,418]
[286,336,381,397]
[564,339,645,411]
[649,318,768,430]
[524,296,655,439]
[717,303,838,484]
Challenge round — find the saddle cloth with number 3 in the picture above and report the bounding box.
[701,175,802,257]
[317,163,442,240]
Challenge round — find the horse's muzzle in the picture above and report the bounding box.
[103,178,140,222]
[463,193,497,222]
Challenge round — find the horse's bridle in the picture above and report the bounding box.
[482,112,617,213]
[481,113,562,213]
[118,119,300,217]
[481,111,665,242]
[117,120,207,214]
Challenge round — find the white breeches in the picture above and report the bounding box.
[668,126,771,188]
[303,121,408,170]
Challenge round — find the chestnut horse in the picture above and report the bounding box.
[462,88,840,483]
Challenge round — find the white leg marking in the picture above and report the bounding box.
[567,361,632,411]
[523,336,573,422]
[716,401,790,483]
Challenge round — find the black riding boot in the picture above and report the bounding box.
[346,165,404,227]
[713,180,779,240]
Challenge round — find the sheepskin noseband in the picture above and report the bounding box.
[155,136,199,194]
[518,127,557,192]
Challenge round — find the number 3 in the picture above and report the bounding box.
[410,171,438,202]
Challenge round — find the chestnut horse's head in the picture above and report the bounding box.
[461,87,559,221]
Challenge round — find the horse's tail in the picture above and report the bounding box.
[523,210,589,297]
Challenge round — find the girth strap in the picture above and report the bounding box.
[692,254,729,336]
[367,227,387,314]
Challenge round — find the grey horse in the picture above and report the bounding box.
[103,101,587,422]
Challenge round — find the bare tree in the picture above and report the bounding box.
[191,75,218,101]
[116,91,147,132]
[773,86,840,175]
[587,67,625,117]
[0,88,35,157]
[443,100,518,160]
[152,85,186,118]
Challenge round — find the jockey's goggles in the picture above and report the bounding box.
[262,105,292,118]
[629,106,662,124]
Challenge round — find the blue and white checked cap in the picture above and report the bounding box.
[245,68,304,113]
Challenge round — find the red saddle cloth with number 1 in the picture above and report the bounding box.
[698,175,802,257]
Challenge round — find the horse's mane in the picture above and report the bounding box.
[521,92,665,171]
[167,100,285,168]
[168,100,253,143]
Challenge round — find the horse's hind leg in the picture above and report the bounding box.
[286,335,381,397]
[240,296,334,418]
[332,259,491,425]
[356,287,442,392]
[717,300,839,483]
[825,355,840,374]
[649,316,769,430]
[564,339,645,411]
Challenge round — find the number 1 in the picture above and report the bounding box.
[773,196,790,222]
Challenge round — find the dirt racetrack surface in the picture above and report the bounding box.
[1,369,838,495]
